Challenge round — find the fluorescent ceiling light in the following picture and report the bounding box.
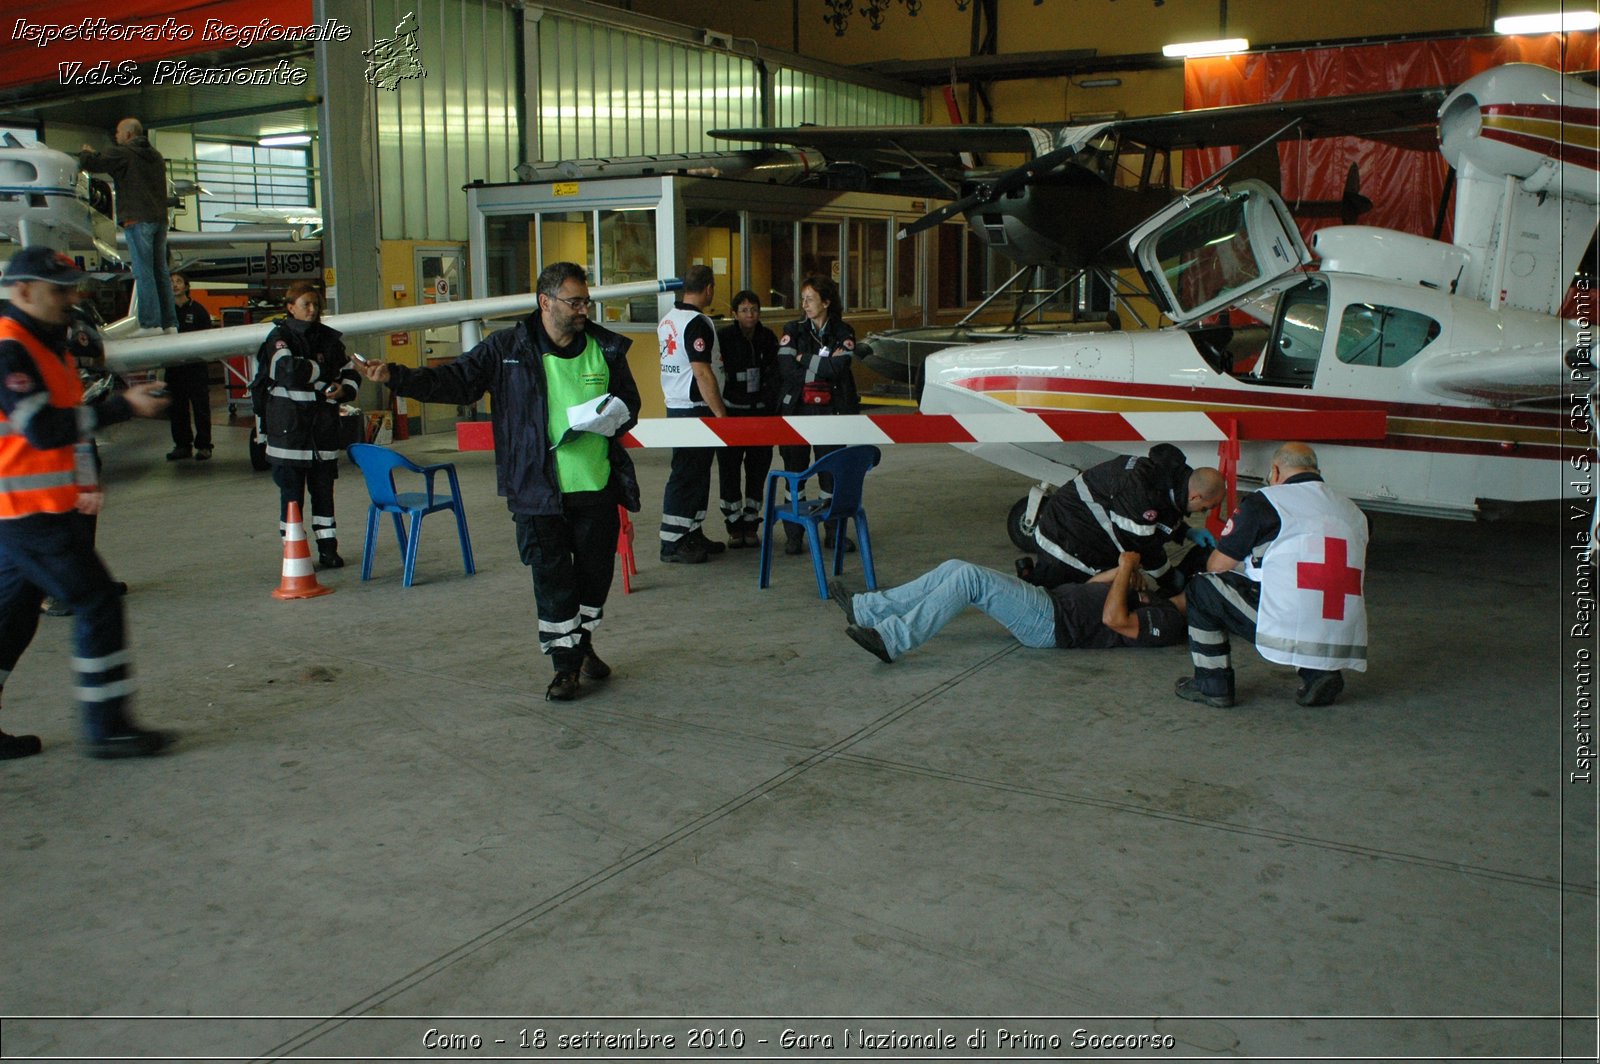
[258,133,312,147]
[1494,10,1600,33]
[1163,37,1250,58]
[1077,77,1123,88]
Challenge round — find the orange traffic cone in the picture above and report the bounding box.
[272,501,335,600]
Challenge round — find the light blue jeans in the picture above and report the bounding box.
[850,559,1058,660]
[124,221,177,329]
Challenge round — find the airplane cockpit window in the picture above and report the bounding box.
[1152,196,1262,312]
[1335,303,1440,368]
[1259,279,1328,387]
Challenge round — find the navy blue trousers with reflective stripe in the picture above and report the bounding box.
[513,503,620,674]
[660,407,715,545]
[0,511,132,739]
[1186,569,1337,698]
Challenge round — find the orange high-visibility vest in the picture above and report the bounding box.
[0,316,83,518]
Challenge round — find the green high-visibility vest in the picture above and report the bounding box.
[544,338,611,493]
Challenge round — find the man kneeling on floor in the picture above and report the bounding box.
[832,550,1184,663]
[1175,441,1368,709]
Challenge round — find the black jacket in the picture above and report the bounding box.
[715,320,778,414]
[775,316,859,416]
[385,315,641,515]
[1035,444,1194,577]
[78,137,168,225]
[252,320,355,467]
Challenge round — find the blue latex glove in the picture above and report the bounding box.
[1186,526,1218,549]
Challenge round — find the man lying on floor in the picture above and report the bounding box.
[831,550,1186,663]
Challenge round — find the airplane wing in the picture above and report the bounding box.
[712,85,1448,176]
[709,124,1055,171]
[1107,86,1450,153]
[103,278,685,373]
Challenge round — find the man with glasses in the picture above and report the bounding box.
[354,262,642,703]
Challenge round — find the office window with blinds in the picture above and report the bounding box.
[192,140,315,231]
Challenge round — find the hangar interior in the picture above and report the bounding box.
[0,0,1595,1058]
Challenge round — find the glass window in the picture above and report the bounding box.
[799,220,841,294]
[1261,279,1328,387]
[936,224,963,308]
[895,228,919,310]
[1335,303,1440,368]
[539,211,595,278]
[966,231,989,304]
[598,208,658,323]
[685,207,742,315]
[483,214,537,298]
[193,139,314,231]
[847,218,888,313]
[750,218,796,312]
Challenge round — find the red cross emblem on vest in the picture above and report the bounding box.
[1297,537,1363,620]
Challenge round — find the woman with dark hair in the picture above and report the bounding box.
[251,281,359,568]
[774,274,859,555]
[715,289,779,548]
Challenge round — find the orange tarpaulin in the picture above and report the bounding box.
[1183,33,1600,243]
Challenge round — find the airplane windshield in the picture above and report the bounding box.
[1151,196,1262,310]
[1130,179,1310,325]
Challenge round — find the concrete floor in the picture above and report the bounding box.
[0,410,1593,1062]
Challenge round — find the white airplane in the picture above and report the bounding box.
[0,134,121,260]
[920,63,1597,535]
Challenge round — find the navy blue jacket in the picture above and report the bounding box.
[385,315,641,515]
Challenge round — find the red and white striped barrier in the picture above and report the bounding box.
[457,410,1386,451]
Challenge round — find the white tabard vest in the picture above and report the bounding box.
[1246,481,1369,672]
[657,306,723,410]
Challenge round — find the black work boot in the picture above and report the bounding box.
[1175,670,1235,709]
[83,714,174,759]
[1296,669,1345,707]
[0,730,43,759]
[318,538,345,569]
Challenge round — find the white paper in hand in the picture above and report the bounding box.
[562,393,629,442]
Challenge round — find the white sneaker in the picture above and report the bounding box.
[162,326,177,335]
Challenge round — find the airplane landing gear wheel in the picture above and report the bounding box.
[1007,496,1037,552]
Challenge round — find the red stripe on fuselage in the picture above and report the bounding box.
[947,374,1586,460]
[1480,127,1600,172]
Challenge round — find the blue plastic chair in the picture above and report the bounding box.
[758,445,880,598]
[347,443,476,588]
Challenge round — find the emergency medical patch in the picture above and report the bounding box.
[274,340,288,349]
[1221,518,1235,537]
[692,337,706,353]
[1143,509,1157,521]
[780,334,791,346]
[4,372,34,393]
[843,338,854,350]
